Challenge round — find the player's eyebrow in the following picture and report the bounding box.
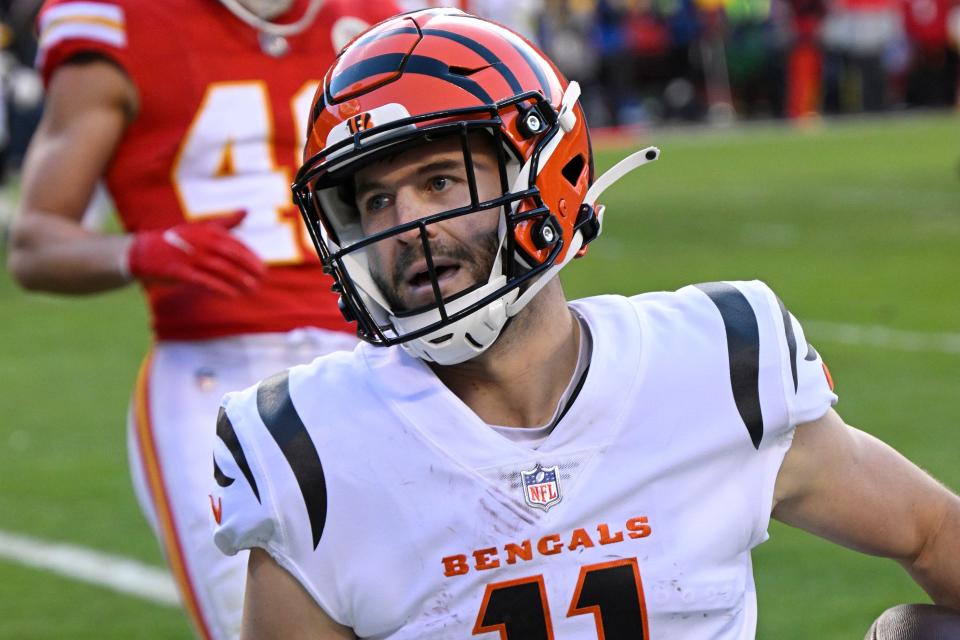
[354,158,467,202]
[414,158,467,178]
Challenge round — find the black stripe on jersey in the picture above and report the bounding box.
[330,54,493,104]
[256,371,327,549]
[422,28,523,94]
[805,342,819,361]
[775,295,798,392]
[695,282,764,449]
[213,457,234,488]
[216,408,260,502]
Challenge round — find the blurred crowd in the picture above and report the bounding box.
[536,0,960,125]
[2,0,959,182]
[0,0,43,184]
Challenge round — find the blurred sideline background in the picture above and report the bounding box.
[1,1,959,638]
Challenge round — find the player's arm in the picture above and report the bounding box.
[7,58,137,293]
[7,58,265,296]
[242,548,356,640]
[773,408,960,609]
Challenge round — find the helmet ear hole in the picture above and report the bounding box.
[561,154,586,187]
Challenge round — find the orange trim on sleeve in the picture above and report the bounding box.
[134,351,214,640]
[821,362,835,391]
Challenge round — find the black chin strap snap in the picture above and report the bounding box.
[574,204,601,246]
[532,215,562,249]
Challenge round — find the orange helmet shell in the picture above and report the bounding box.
[303,9,593,266]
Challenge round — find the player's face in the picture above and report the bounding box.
[353,135,503,312]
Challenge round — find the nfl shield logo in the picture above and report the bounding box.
[520,463,562,511]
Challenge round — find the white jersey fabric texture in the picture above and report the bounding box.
[210,280,837,639]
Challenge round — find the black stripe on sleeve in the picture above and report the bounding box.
[256,371,328,549]
[775,295,798,392]
[695,282,764,449]
[213,457,234,488]
[216,407,260,502]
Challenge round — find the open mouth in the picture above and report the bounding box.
[408,264,460,289]
[402,259,466,306]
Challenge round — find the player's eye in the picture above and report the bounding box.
[363,193,391,213]
[428,176,450,192]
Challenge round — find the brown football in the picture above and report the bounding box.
[865,604,960,640]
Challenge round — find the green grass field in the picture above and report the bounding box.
[1,112,958,638]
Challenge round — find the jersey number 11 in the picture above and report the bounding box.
[474,558,650,639]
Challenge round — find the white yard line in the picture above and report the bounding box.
[0,529,178,606]
[806,321,960,355]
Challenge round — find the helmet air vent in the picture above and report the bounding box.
[448,64,494,77]
[561,154,586,187]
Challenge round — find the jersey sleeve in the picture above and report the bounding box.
[687,279,838,447]
[752,281,839,429]
[210,392,277,557]
[35,0,134,85]
[691,280,838,547]
[782,309,838,426]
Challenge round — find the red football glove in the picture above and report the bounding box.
[127,212,266,296]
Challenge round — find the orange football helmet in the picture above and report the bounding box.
[294,8,658,364]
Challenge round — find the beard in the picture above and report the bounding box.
[369,228,501,313]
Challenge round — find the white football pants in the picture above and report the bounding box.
[126,328,358,640]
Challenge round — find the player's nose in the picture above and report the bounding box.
[393,190,438,243]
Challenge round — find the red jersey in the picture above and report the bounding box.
[36,0,400,340]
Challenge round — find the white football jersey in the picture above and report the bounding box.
[210,280,837,639]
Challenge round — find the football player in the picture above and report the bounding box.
[210,9,960,639]
[6,0,401,638]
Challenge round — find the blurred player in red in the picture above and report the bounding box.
[6,0,400,637]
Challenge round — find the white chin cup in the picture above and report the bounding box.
[394,276,519,366]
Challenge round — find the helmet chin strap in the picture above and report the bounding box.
[582,146,660,227]
[505,145,660,316]
[504,82,661,319]
[218,0,323,36]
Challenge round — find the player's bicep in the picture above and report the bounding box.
[772,408,951,562]
[242,548,356,640]
[18,59,134,222]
